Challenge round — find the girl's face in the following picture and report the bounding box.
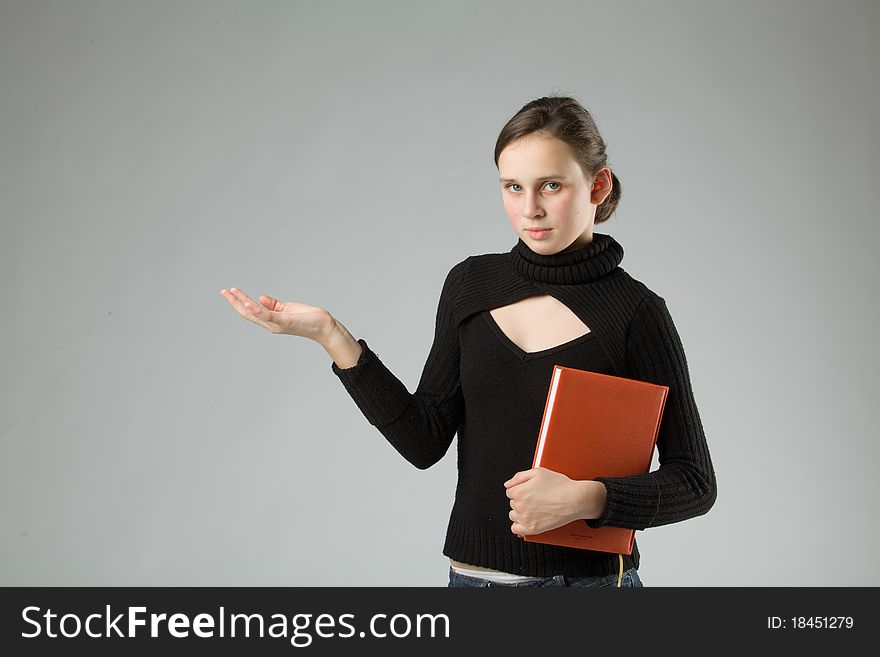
[498,132,612,255]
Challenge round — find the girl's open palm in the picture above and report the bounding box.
[220,288,335,342]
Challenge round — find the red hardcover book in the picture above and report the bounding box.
[518,365,668,555]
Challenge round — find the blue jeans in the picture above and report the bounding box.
[448,565,644,587]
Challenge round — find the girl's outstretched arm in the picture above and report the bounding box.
[221,259,469,471]
[320,318,363,369]
[329,259,470,470]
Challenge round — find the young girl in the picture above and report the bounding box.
[221,96,716,588]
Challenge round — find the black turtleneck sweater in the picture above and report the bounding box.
[331,233,716,577]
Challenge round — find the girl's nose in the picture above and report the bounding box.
[522,192,544,218]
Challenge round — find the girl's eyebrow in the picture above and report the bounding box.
[499,174,567,184]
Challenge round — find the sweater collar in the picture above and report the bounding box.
[509,231,624,285]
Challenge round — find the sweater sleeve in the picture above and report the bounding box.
[585,293,717,531]
[329,259,469,470]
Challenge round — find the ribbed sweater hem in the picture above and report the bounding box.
[442,515,639,578]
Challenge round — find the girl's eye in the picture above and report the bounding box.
[505,182,560,192]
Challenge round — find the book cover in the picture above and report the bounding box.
[518,365,668,555]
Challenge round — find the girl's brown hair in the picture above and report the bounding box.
[494,95,622,224]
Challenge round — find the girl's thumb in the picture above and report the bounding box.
[259,295,279,310]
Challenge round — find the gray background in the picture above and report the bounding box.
[1,0,877,586]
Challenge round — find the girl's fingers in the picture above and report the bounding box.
[222,288,258,318]
[226,288,259,312]
[221,288,277,330]
[230,287,258,306]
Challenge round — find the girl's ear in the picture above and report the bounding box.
[591,168,613,202]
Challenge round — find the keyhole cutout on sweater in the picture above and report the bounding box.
[487,295,591,354]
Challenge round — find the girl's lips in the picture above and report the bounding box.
[526,229,552,240]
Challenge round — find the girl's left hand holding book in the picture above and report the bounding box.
[504,467,607,535]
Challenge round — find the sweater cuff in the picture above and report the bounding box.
[584,476,661,530]
[330,338,412,427]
